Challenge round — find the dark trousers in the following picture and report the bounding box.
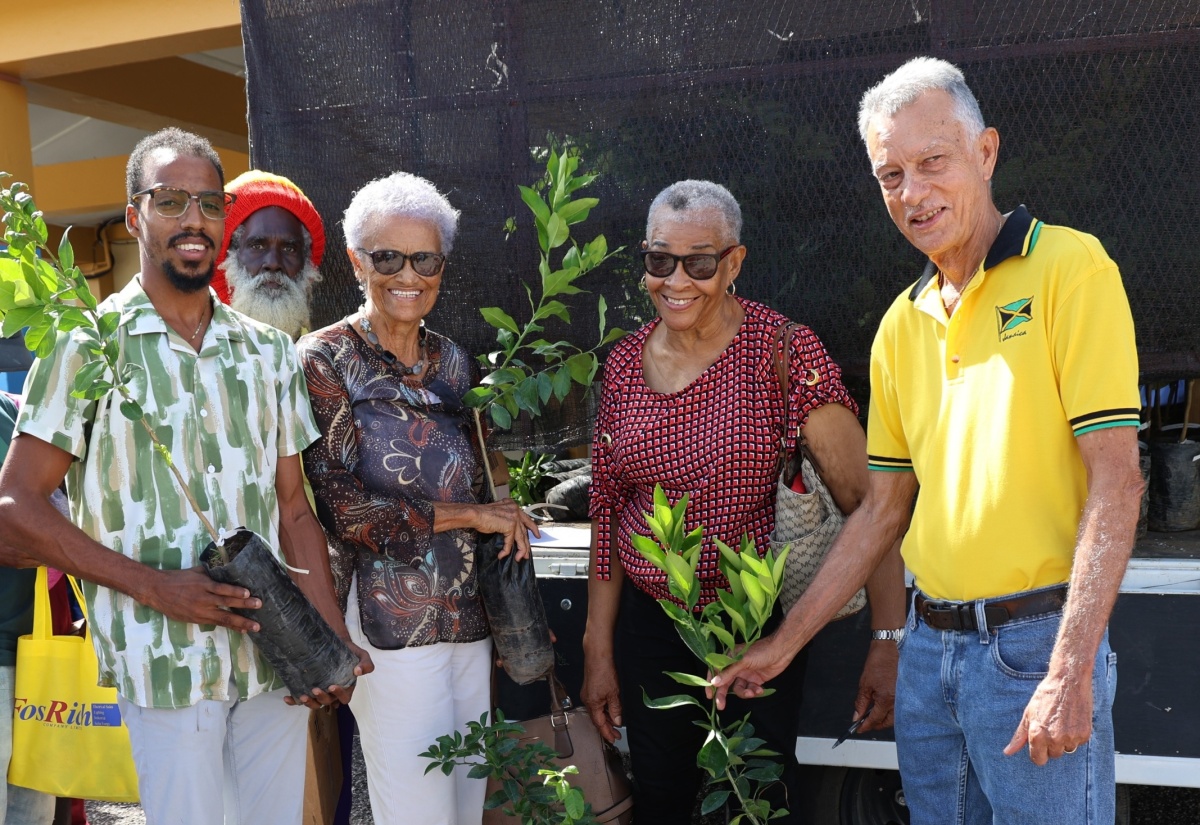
[616,581,809,825]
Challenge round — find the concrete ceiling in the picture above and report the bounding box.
[28,46,246,226]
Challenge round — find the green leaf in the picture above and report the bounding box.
[676,620,715,664]
[740,570,766,612]
[77,281,98,311]
[641,689,703,710]
[489,404,512,430]
[56,306,89,332]
[555,197,598,226]
[35,259,61,295]
[71,360,110,395]
[552,365,573,400]
[704,652,734,671]
[541,267,583,299]
[601,327,627,345]
[565,172,598,195]
[518,185,550,225]
[20,259,50,302]
[120,362,148,400]
[746,763,785,782]
[545,213,569,249]
[480,367,525,387]
[514,377,540,415]
[581,235,609,268]
[710,623,736,652]
[665,671,712,688]
[701,790,731,816]
[466,763,491,780]
[97,310,120,340]
[564,790,585,820]
[1,304,43,338]
[663,553,693,600]
[31,215,49,246]
[462,386,493,408]
[533,299,570,323]
[119,399,143,421]
[564,352,594,385]
[23,316,55,357]
[630,533,666,569]
[480,306,519,334]
[697,735,730,776]
[57,228,75,272]
[596,293,608,341]
[536,370,553,404]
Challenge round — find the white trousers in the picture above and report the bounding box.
[346,577,492,825]
[118,683,308,825]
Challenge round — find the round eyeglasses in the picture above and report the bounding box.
[130,188,235,221]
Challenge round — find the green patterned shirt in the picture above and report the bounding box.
[17,278,320,709]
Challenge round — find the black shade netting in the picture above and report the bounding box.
[241,0,1200,446]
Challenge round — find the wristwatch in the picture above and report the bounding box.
[870,628,905,643]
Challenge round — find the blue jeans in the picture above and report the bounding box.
[894,587,1117,825]
[1,665,56,825]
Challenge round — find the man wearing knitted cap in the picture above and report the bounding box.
[214,171,325,339]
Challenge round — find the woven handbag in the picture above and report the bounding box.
[768,323,866,618]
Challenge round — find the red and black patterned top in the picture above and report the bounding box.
[588,298,857,606]
[299,319,489,649]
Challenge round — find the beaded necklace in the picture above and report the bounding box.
[359,312,427,377]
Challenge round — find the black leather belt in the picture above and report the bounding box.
[915,585,1068,632]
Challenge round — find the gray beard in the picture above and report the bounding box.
[223,257,320,339]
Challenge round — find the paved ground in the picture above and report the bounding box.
[83,731,1200,825]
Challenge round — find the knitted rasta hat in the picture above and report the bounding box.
[212,170,325,303]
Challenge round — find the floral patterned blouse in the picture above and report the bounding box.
[298,318,488,649]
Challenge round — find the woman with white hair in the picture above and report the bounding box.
[581,180,907,823]
[298,171,539,825]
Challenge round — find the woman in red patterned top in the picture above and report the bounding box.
[581,180,906,823]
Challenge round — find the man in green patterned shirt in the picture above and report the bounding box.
[0,128,371,825]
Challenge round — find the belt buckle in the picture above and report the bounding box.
[923,600,970,630]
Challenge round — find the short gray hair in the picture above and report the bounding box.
[645,180,742,244]
[857,57,986,148]
[229,221,314,263]
[343,172,461,253]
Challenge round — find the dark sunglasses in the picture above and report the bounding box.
[130,187,235,221]
[357,248,446,277]
[639,245,739,281]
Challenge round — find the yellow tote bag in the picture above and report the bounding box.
[8,568,140,802]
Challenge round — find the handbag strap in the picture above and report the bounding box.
[31,566,52,641]
[771,322,827,478]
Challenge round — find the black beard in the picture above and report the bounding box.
[164,260,214,294]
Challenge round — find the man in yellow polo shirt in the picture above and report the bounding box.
[714,57,1143,823]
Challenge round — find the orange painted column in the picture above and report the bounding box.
[0,76,33,190]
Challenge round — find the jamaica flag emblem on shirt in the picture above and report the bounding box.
[997,297,1033,339]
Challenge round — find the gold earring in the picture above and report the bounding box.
[727,281,737,296]
[639,275,648,293]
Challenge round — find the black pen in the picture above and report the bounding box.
[832,702,875,749]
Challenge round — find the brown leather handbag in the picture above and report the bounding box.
[484,673,633,824]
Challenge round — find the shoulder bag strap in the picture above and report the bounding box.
[772,322,829,479]
[771,322,799,477]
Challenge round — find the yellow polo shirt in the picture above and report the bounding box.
[867,206,1140,601]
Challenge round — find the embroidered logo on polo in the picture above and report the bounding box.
[996,297,1033,341]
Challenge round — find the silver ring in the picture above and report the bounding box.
[1064,745,1077,754]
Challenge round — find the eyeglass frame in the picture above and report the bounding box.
[638,244,740,281]
[355,248,447,278]
[129,187,237,221]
